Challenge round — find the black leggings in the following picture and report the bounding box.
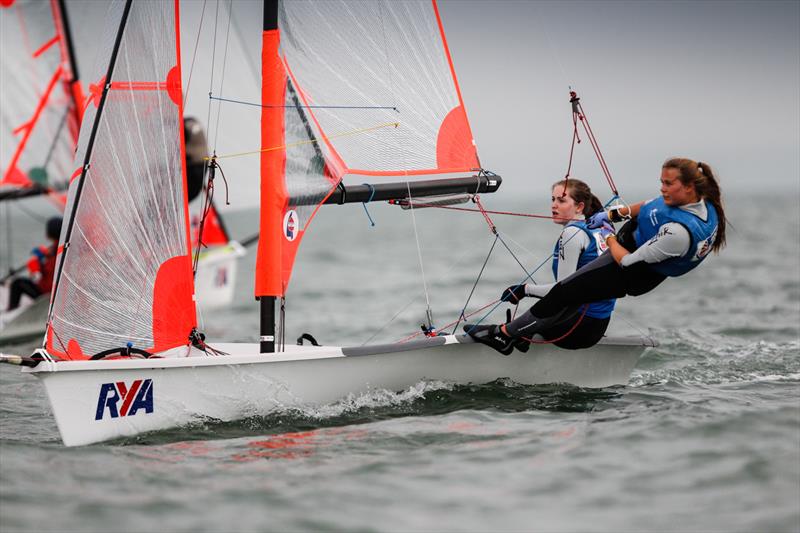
[532,251,667,318]
[539,314,611,350]
[7,277,41,311]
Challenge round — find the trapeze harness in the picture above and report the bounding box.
[518,222,617,349]
[507,198,718,334]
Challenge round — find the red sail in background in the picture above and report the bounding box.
[0,0,83,201]
[256,0,481,298]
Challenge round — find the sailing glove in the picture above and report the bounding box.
[586,210,610,229]
[501,284,527,304]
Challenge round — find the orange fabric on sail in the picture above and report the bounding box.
[255,28,287,297]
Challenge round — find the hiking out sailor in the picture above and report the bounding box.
[468,158,726,354]
[498,178,617,351]
[4,216,62,311]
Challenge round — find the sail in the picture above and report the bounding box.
[257,0,479,297]
[46,0,196,359]
[0,0,82,201]
[278,0,479,178]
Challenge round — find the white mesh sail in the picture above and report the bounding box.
[47,0,195,359]
[278,0,479,178]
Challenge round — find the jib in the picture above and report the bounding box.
[95,379,154,421]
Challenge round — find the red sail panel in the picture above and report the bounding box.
[46,0,195,359]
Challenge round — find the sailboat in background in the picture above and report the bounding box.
[0,0,82,344]
[0,1,245,344]
[3,0,653,446]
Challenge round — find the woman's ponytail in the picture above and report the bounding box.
[663,158,726,252]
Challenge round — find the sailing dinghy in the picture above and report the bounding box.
[4,0,653,446]
[0,0,82,345]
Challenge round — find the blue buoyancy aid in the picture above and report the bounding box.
[633,197,718,277]
[552,221,616,319]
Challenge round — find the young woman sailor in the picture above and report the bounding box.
[468,158,726,354]
[496,178,617,352]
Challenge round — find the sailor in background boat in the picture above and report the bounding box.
[184,117,208,202]
[4,216,62,311]
[498,179,617,351]
[468,158,726,354]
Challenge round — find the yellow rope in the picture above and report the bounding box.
[204,121,400,161]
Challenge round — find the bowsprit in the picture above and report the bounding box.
[95,379,154,421]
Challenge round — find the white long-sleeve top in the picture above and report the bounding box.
[525,225,589,298]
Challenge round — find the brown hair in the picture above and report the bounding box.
[552,178,604,220]
[662,158,726,252]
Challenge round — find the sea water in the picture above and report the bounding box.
[0,192,798,532]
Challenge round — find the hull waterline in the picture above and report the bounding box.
[26,334,655,446]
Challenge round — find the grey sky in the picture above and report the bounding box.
[66,0,800,207]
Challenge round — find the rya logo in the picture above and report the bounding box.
[95,379,154,421]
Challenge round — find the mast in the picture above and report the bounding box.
[46,0,134,330]
[257,0,281,353]
[55,0,85,121]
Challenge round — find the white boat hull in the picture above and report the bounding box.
[26,334,655,446]
[193,241,246,310]
[0,289,48,346]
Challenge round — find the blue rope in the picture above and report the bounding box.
[361,183,376,227]
[604,194,620,207]
[209,94,398,112]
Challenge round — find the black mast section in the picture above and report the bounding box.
[57,0,80,83]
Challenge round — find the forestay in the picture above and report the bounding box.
[46,0,196,359]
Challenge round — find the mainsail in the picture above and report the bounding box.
[257,0,481,298]
[0,0,83,202]
[46,0,196,359]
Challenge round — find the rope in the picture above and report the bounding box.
[361,183,376,227]
[206,121,400,160]
[393,201,582,223]
[569,91,619,196]
[523,304,589,345]
[208,94,398,111]
[406,180,433,330]
[183,0,207,106]
[212,0,233,150]
[453,234,498,334]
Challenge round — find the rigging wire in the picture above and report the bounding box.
[206,121,399,160]
[359,233,496,346]
[406,181,434,330]
[452,234,498,334]
[183,0,208,107]
[212,0,233,150]
[208,95,398,111]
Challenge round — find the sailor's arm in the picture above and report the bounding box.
[609,223,691,267]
